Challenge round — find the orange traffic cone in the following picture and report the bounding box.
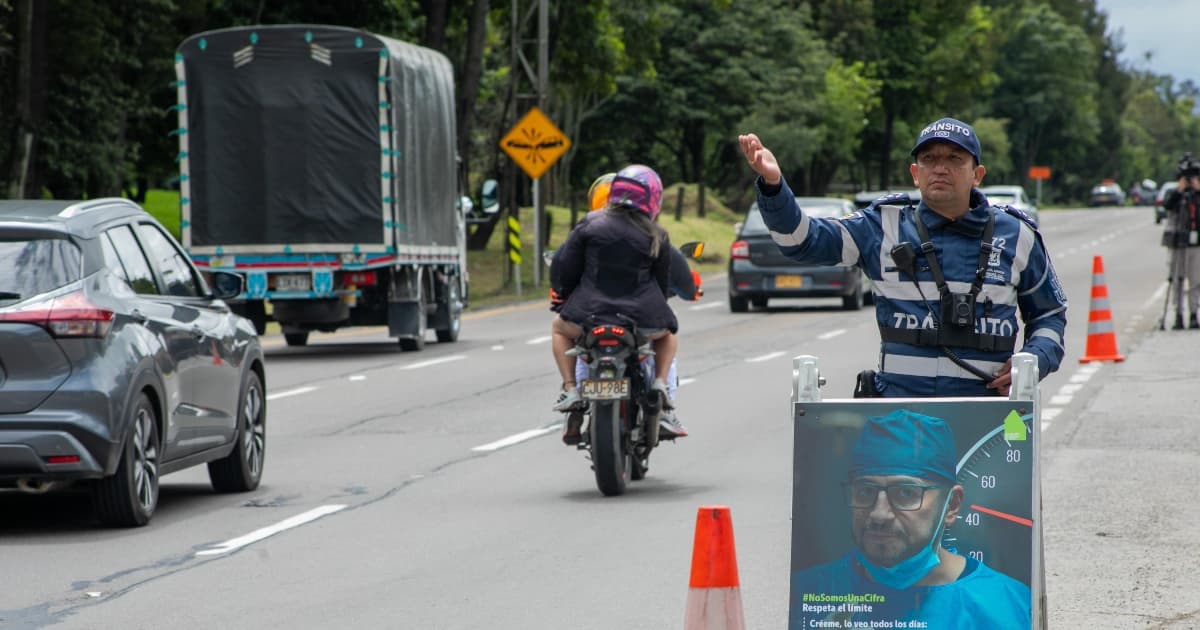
[684,506,746,630]
[1080,255,1125,363]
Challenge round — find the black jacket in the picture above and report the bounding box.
[550,209,678,333]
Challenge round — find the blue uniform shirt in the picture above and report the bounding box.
[757,178,1067,396]
[791,554,1031,629]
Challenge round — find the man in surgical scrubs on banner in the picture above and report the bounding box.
[791,410,1030,629]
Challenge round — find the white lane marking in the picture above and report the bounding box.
[195,504,348,556]
[526,336,552,345]
[471,427,559,452]
[1057,384,1084,396]
[1049,395,1072,406]
[817,329,847,340]
[689,301,724,311]
[491,345,505,351]
[1042,422,1051,431]
[348,375,366,382]
[746,351,786,363]
[266,386,319,401]
[679,377,696,386]
[1143,282,1167,310]
[1042,408,1062,421]
[1069,371,1094,384]
[402,355,467,370]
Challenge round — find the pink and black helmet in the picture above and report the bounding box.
[607,164,663,220]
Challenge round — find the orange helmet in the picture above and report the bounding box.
[587,173,617,212]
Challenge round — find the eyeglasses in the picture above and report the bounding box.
[842,481,941,511]
[916,153,971,170]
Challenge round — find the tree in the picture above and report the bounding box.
[990,3,1099,201]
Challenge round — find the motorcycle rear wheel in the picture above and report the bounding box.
[590,401,630,496]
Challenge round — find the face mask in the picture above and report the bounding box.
[856,491,951,589]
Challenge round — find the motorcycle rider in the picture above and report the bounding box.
[549,164,684,443]
[738,118,1068,396]
[554,173,699,443]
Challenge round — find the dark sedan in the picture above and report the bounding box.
[728,197,872,312]
[0,199,266,526]
[1089,183,1126,207]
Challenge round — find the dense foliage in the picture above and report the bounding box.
[3,0,1199,208]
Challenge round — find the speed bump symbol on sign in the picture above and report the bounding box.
[500,107,572,179]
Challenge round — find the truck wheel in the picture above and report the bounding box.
[435,279,462,343]
[284,332,309,347]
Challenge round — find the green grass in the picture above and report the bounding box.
[141,189,181,239]
[135,185,743,312]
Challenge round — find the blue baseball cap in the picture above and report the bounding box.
[850,410,957,484]
[911,117,981,163]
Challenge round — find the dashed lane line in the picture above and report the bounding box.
[195,504,348,557]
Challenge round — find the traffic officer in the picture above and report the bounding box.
[737,118,1068,396]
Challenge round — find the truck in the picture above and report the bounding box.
[173,24,467,350]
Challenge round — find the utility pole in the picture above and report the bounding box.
[509,0,549,287]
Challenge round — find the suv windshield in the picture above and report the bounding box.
[0,238,83,304]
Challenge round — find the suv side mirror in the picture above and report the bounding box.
[210,270,244,300]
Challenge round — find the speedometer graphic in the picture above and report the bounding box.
[942,411,1035,586]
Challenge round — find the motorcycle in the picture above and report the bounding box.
[548,241,704,496]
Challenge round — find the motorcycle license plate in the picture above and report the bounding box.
[581,378,630,400]
[774,274,803,288]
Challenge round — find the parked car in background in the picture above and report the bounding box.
[853,189,922,209]
[1089,181,1126,207]
[1155,181,1178,224]
[729,197,872,312]
[979,185,1040,224]
[0,198,266,527]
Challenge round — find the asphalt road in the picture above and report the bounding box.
[0,205,1181,630]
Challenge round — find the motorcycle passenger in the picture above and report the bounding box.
[738,118,1068,397]
[558,173,697,441]
[549,164,683,443]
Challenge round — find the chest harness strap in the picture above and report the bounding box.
[879,207,1015,354]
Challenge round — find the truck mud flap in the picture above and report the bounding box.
[388,300,423,338]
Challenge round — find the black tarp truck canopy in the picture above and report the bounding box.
[176,25,458,254]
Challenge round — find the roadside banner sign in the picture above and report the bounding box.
[499,107,571,180]
[788,355,1044,630]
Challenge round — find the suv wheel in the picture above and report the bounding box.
[209,370,266,492]
[92,394,159,527]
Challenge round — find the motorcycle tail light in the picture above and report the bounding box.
[598,339,619,347]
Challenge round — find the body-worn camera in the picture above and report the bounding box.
[942,293,976,328]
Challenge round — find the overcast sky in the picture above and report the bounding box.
[1095,0,1200,87]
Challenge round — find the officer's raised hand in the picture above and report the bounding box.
[738,133,782,186]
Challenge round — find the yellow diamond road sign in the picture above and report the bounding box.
[500,107,571,179]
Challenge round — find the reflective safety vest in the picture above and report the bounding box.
[756,180,1068,397]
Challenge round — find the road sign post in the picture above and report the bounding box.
[499,106,571,288]
[1028,166,1051,207]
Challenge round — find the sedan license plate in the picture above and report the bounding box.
[275,274,311,292]
[774,274,804,289]
[581,378,630,400]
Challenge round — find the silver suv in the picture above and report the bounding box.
[0,198,266,526]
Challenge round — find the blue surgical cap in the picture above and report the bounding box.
[850,410,957,483]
